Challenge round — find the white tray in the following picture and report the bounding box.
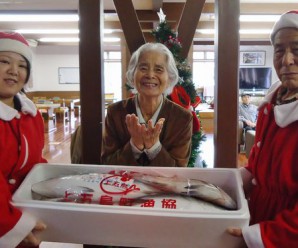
[13,163,249,248]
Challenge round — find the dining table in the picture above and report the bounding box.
[52,98,80,121]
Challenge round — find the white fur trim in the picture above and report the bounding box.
[0,211,37,248]
[258,81,298,127]
[258,81,281,109]
[274,100,298,127]
[270,11,298,43]
[242,224,264,248]
[0,93,37,121]
[0,39,32,66]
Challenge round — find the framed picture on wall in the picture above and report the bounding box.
[240,51,266,66]
[58,67,80,84]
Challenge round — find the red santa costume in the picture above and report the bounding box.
[0,32,47,248]
[241,11,298,248]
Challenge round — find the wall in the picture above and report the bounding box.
[28,45,122,102]
[28,44,279,93]
[29,45,80,92]
[239,45,278,84]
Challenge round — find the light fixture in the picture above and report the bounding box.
[39,37,121,43]
[196,29,272,35]
[240,29,272,34]
[240,15,279,22]
[196,29,215,34]
[16,29,79,34]
[16,29,113,34]
[201,14,280,23]
[0,14,78,22]
[39,38,79,43]
[103,37,120,42]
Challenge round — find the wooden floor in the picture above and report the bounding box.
[42,118,80,164]
[42,119,248,167]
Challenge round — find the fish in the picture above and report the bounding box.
[130,172,237,210]
[31,171,237,210]
[31,173,161,205]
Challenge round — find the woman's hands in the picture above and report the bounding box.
[126,114,165,150]
[143,118,164,149]
[19,221,46,247]
[126,114,146,150]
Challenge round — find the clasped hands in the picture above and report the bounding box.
[126,114,165,151]
[245,120,256,128]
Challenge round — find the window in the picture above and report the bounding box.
[104,51,122,101]
[193,51,215,98]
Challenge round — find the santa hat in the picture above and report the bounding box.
[0,32,32,68]
[270,10,298,43]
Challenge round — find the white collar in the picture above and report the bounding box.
[0,93,37,121]
[259,81,298,127]
[135,95,164,125]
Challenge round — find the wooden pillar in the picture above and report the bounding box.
[79,0,105,164]
[113,0,146,54]
[214,0,239,168]
[177,0,206,60]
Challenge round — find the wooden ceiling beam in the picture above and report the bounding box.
[105,21,153,30]
[113,0,145,54]
[152,0,163,11]
[136,10,160,21]
[177,0,206,59]
[162,3,184,22]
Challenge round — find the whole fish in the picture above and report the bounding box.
[31,171,236,210]
[31,173,161,205]
[131,172,237,210]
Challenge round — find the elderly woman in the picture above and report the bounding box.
[101,43,193,167]
[229,11,298,248]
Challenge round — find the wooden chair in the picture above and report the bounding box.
[55,107,69,126]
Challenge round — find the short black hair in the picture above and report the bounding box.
[21,56,31,94]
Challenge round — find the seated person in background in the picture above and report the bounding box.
[239,93,258,132]
[101,42,193,167]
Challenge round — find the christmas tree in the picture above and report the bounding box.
[152,9,206,167]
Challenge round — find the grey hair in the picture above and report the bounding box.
[126,43,179,95]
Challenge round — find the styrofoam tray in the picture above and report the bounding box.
[13,163,249,248]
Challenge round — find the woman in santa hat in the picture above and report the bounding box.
[229,10,298,248]
[0,32,47,247]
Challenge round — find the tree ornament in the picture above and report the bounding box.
[157,8,166,23]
